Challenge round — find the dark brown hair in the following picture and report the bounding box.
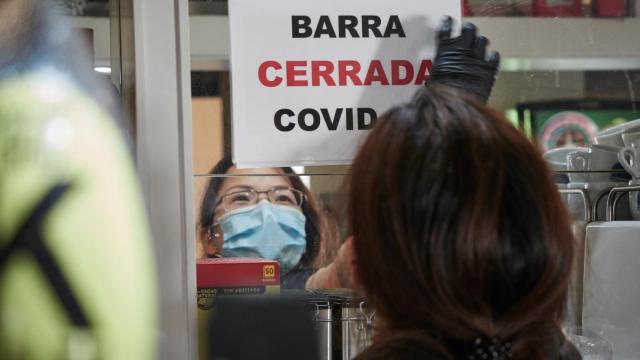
[348,85,579,359]
[197,156,337,271]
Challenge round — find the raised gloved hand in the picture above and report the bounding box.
[426,16,500,103]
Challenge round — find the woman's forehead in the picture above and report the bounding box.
[218,167,292,194]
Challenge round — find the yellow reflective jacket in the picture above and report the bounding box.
[0,68,157,360]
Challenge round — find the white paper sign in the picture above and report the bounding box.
[228,0,461,167]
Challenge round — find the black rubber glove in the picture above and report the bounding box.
[426,16,500,103]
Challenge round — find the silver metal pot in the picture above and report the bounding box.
[332,295,375,360]
[310,289,375,360]
[307,294,334,360]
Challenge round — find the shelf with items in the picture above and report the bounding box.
[465,0,634,18]
[186,16,640,72]
[185,0,634,18]
[471,17,640,71]
[70,15,640,72]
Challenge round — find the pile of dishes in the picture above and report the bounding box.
[543,119,640,221]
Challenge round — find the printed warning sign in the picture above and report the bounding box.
[228,0,462,167]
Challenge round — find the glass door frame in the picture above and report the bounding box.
[125,0,198,358]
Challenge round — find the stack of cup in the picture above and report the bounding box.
[595,119,640,148]
[544,147,588,220]
[544,119,640,221]
[565,144,625,221]
[543,146,586,184]
[617,130,640,220]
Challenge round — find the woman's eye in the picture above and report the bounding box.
[229,193,251,203]
[274,194,296,205]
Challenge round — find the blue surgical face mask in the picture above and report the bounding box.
[219,200,307,274]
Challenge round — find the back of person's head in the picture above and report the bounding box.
[347,85,579,359]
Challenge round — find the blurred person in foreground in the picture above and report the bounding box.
[0,1,157,359]
[308,85,581,359]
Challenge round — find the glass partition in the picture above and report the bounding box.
[188,0,640,167]
[188,2,640,357]
[186,0,640,250]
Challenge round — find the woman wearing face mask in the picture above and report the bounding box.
[198,156,337,289]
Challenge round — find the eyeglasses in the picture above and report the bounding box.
[214,187,306,213]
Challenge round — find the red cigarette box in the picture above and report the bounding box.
[196,258,280,310]
[593,0,627,17]
[533,0,583,17]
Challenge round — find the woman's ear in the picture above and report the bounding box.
[201,226,222,257]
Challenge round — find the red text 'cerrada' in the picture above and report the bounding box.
[258,59,432,87]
